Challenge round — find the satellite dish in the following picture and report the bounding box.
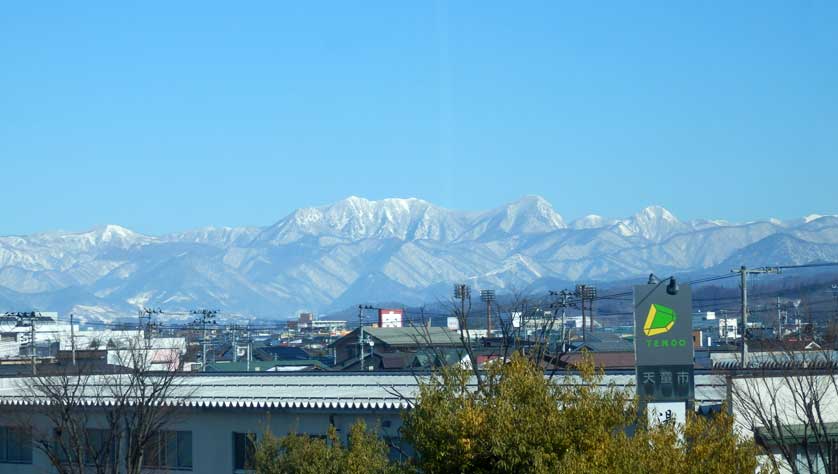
[793,299,801,308]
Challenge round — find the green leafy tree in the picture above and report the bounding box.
[401,353,770,474]
[252,354,770,474]
[253,420,395,474]
[561,409,770,474]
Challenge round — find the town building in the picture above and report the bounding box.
[1,366,836,473]
[331,326,463,370]
[0,371,728,474]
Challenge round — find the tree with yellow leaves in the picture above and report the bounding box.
[252,353,770,474]
[401,353,771,474]
[252,420,396,474]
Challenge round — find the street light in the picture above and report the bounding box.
[667,277,679,295]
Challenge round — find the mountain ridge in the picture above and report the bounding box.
[0,196,836,319]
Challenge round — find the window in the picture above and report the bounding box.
[384,436,409,462]
[795,445,826,473]
[55,428,115,467]
[143,430,192,470]
[0,426,32,464]
[232,432,255,470]
[86,429,115,467]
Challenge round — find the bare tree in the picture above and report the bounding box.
[729,347,838,474]
[8,333,192,474]
[406,288,570,393]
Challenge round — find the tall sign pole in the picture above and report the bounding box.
[634,278,693,427]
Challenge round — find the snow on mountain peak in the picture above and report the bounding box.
[456,196,565,241]
[500,195,566,230]
[571,214,613,230]
[258,196,455,244]
[72,224,152,249]
[613,205,686,242]
[2,197,837,320]
[165,226,261,246]
[638,205,679,223]
[93,224,138,241]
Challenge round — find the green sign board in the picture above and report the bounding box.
[634,282,694,402]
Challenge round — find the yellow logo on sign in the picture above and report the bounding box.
[643,304,676,336]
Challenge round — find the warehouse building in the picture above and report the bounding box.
[0,371,730,473]
[1,369,834,473]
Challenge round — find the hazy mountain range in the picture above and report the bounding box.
[1,196,837,320]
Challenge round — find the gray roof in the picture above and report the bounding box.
[205,360,327,372]
[0,372,728,411]
[362,326,462,347]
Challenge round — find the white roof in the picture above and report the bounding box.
[0,373,728,411]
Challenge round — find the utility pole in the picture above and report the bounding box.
[10,312,39,375]
[731,266,780,367]
[70,312,76,366]
[550,290,574,353]
[3,312,40,374]
[358,305,365,369]
[191,309,218,372]
[357,305,374,370]
[138,307,162,340]
[454,283,471,333]
[480,289,495,336]
[776,297,782,341]
[576,285,586,342]
[27,313,37,375]
[575,285,595,340]
[246,322,252,372]
[231,324,239,363]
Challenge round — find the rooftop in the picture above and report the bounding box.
[205,360,327,372]
[0,372,728,411]
[356,326,461,347]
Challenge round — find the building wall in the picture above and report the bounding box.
[731,374,838,474]
[0,406,403,474]
[334,330,363,364]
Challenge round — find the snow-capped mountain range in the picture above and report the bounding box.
[1,196,837,319]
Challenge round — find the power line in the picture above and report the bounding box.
[4,311,40,375]
[777,262,838,270]
[190,309,218,372]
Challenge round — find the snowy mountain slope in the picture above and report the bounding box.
[163,226,261,247]
[459,196,566,241]
[615,205,689,242]
[717,233,838,269]
[570,214,614,230]
[254,196,472,245]
[0,196,836,319]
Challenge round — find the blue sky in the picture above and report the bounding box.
[1,2,836,235]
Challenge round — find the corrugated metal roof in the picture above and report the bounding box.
[362,327,461,346]
[0,373,728,410]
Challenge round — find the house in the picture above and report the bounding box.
[568,333,634,353]
[331,326,463,370]
[558,351,637,370]
[253,344,313,361]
